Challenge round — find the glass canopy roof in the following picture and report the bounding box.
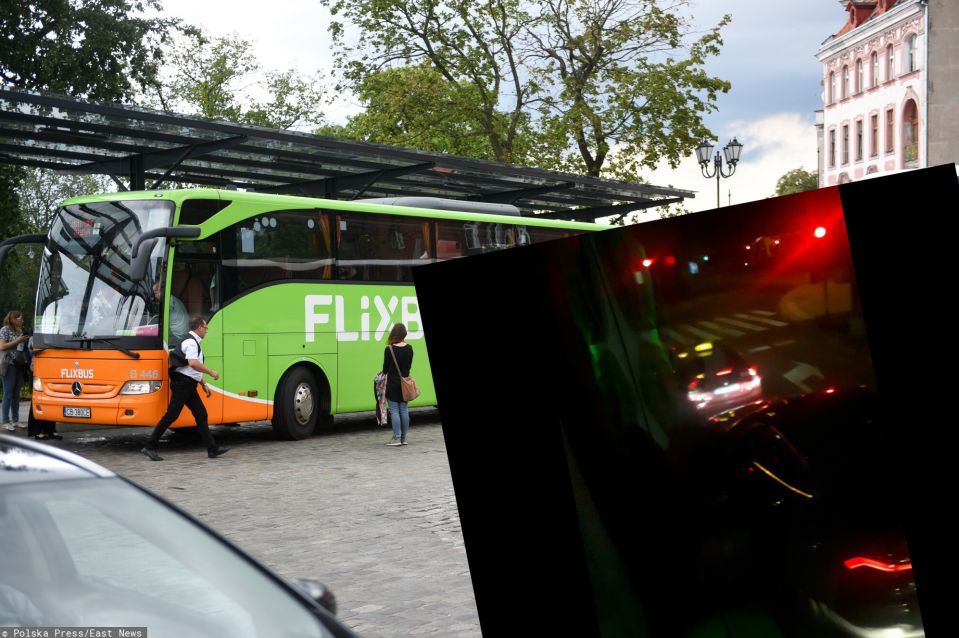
[0,86,694,221]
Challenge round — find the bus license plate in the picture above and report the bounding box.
[64,407,91,418]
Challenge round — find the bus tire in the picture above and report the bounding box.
[272,367,319,440]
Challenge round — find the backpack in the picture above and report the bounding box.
[168,336,198,374]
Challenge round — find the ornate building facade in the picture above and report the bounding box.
[815,0,957,186]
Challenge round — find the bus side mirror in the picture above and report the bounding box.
[129,226,202,281]
[130,238,158,281]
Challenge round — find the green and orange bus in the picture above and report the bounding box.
[1,190,601,439]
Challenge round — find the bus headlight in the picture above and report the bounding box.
[120,381,163,395]
[33,377,43,392]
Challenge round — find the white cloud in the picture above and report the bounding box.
[157,0,364,127]
[636,112,819,218]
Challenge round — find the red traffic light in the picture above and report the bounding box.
[814,226,827,239]
[642,258,654,268]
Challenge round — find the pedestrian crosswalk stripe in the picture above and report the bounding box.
[698,320,745,337]
[661,327,692,345]
[739,313,788,327]
[716,317,767,331]
[681,324,721,341]
[750,310,777,316]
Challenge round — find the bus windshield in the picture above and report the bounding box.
[35,200,174,342]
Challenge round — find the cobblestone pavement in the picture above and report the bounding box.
[16,401,481,638]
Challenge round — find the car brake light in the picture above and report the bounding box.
[843,557,912,572]
[716,368,733,376]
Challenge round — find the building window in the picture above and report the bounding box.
[903,99,919,167]
[871,52,879,87]
[829,129,836,168]
[885,108,894,153]
[829,72,836,104]
[886,45,894,81]
[856,59,863,93]
[842,124,849,164]
[870,114,878,157]
[906,34,918,73]
[842,65,850,99]
[856,120,863,161]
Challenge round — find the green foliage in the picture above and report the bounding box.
[325,0,540,165]
[774,167,819,197]
[149,32,327,130]
[0,0,181,101]
[320,0,730,178]
[0,1,168,323]
[18,169,110,233]
[0,167,40,330]
[331,64,533,159]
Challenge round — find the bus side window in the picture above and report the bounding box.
[435,220,465,260]
[336,212,429,282]
[516,226,531,246]
[529,227,572,244]
[220,210,332,304]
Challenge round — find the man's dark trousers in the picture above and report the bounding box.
[147,372,217,452]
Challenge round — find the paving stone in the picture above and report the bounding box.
[18,402,481,637]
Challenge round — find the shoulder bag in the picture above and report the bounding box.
[12,347,28,370]
[389,345,421,402]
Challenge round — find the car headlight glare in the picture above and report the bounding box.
[120,380,163,395]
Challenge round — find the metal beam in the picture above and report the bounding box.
[66,135,248,176]
[467,181,575,204]
[257,161,436,197]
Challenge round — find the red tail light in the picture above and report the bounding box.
[716,368,733,376]
[843,557,912,572]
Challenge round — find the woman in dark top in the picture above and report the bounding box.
[382,323,414,446]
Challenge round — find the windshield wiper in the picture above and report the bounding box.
[65,336,141,359]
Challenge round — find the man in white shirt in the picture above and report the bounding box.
[141,316,228,461]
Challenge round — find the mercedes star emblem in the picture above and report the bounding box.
[72,381,82,396]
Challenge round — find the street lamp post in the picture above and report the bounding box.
[695,138,743,208]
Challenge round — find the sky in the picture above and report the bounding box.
[158,0,846,215]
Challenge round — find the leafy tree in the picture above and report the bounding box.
[321,0,730,179]
[0,0,181,101]
[149,32,326,130]
[324,0,541,165]
[18,169,110,233]
[0,166,36,329]
[0,0,173,322]
[774,167,819,196]
[332,64,508,159]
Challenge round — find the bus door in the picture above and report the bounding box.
[169,241,224,426]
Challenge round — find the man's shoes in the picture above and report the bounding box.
[401,436,408,445]
[13,421,26,429]
[387,436,402,446]
[2,422,15,432]
[208,447,230,459]
[141,447,163,461]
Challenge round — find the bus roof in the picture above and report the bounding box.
[62,188,608,232]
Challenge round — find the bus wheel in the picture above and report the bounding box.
[272,367,318,440]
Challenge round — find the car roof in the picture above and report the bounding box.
[0,434,115,484]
